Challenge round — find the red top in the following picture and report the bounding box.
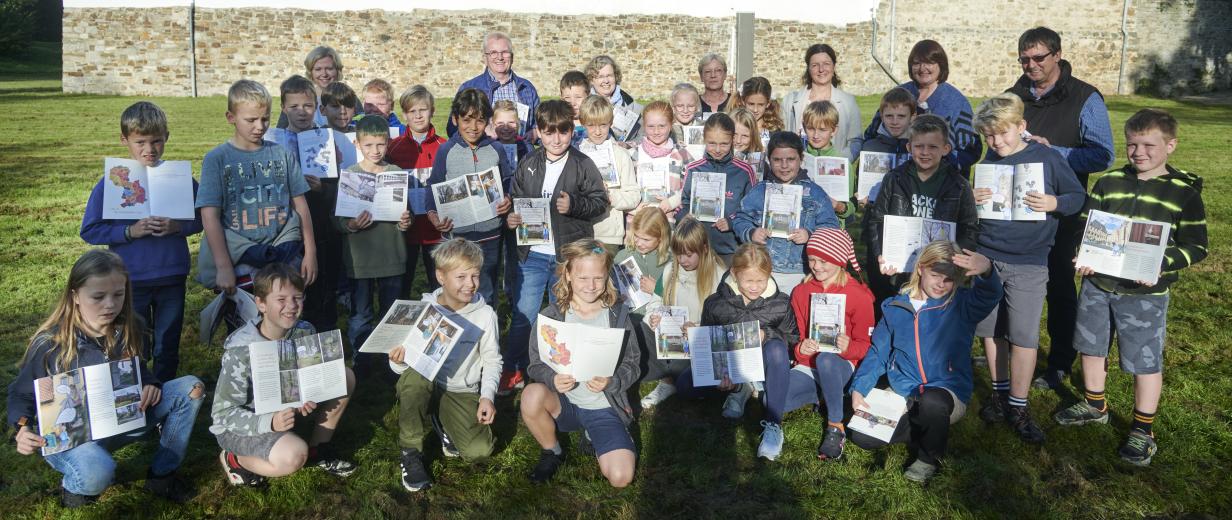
[386,126,447,245]
[789,275,875,368]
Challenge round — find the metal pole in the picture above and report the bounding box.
[189,0,198,97]
[735,12,754,86]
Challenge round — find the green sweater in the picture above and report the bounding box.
[1085,164,1207,295]
[336,163,408,279]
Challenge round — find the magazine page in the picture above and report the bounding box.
[34,367,91,455]
[289,330,348,407]
[372,171,409,222]
[653,306,690,360]
[580,140,620,187]
[688,321,764,386]
[742,151,765,181]
[683,125,706,160]
[249,339,294,415]
[335,168,377,219]
[637,163,669,204]
[857,151,894,201]
[409,167,433,187]
[297,128,338,179]
[881,216,956,273]
[536,315,626,381]
[762,183,803,239]
[973,164,1015,221]
[471,167,504,217]
[263,127,293,152]
[80,358,146,440]
[406,312,469,381]
[514,198,552,246]
[432,175,485,228]
[806,156,851,200]
[612,104,641,142]
[1076,210,1171,282]
[102,158,152,220]
[358,299,431,354]
[338,131,358,170]
[809,293,846,354]
[849,388,907,443]
[1011,163,1046,221]
[689,171,727,223]
[613,257,654,309]
[146,160,196,219]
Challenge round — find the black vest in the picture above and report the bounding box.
[1007,60,1100,150]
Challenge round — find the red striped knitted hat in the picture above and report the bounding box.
[806,228,861,273]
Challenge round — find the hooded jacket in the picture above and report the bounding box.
[701,273,798,347]
[427,134,515,242]
[388,290,503,401]
[509,146,611,260]
[679,152,758,256]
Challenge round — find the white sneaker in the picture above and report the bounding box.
[722,383,752,419]
[640,382,677,409]
[757,421,784,461]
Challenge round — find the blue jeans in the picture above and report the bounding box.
[783,353,854,424]
[505,250,559,372]
[347,275,404,349]
[44,375,204,496]
[131,281,187,382]
[476,237,502,308]
[760,338,790,424]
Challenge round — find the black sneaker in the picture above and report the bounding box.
[145,471,194,504]
[60,488,98,508]
[309,445,357,477]
[817,426,846,461]
[1007,405,1047,444]
[1054,401,1110,426]
[400,449,432,492]
[1118,430,1158,466]
[1032,369,1066,390]
[529,449,564,484]
[219,450,266,487]
[979,394,1007,424]
[431,414,460,458]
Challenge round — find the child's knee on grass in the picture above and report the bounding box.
[266,434,309,476]
[519,383,553,416]
[62,446,117,496]
[599,449,636,488]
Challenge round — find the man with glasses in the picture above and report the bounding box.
[1005,27,1115,391]
[449,32,541,141]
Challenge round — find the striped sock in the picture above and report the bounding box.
[992,379,1010,398]
[1007,394,1028,408]
[1085,390,1107,412]
[1132,409,1156,436]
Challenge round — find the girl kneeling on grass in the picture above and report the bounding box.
[521,239,641,487]
[786,228,875,461]
[9,249,206,508]
[847,241,1000,483]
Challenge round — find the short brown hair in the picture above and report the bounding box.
[1125,108,1178,141]
[362,78,394,103]
[120,101,168,138]
[398,85,435,115]
[279,75,316,105]
[880,87,917,115]
[907,40,949,84]
[908,114,950,142]
[320,82,358,108]
[536,99,574,135]
[253,263,306,300]
[559,70,588,92]
[802,101,839,131]
[354,114,390,140]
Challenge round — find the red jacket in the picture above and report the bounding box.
[386,126,447,245]
[789,275,875,368]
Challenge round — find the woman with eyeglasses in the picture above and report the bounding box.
[697,53,731,114]
[585,55,641,142]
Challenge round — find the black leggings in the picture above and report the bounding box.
[849,387,957,466]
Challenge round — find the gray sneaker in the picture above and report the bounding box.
[1054,401,1110,426]
[722,383,753,419]
[1118,430,1158,466]
[903,459,938,483]
[1032,369,1066,390]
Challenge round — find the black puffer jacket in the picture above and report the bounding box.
[701,273,798,347]
[510,146,611,261]
[862,157,980,259]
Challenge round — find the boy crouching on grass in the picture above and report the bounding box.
[1054,109,1207,466]
[389,238,502,492]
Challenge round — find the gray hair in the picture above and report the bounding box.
[482,32,514,54]
[585,55,622,86]
[697,53,727,77]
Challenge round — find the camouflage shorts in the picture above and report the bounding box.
[1073,278,1170,375]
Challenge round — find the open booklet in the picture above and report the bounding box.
[689,321,764,386]
[738,151,765,181]
[358,300,471,381]
[611,103,643,142]
[652,306,690,360]
[881,215,957,273]
[809,293,846,354]
[636,156,680,204]
[431,167,504,228]
[689,171,727,222]
[102,158,195,220]
[848,387,907,443]
[249,329,348,415]
[579,140,621,187]
[857,151,906,202]
[336,170,408,221]
[34,358,146,455]
[267,128,341,179]
[805,155,851,200]
[514,198,553,246]
[536,315,627,381]
[973,163,1046,221]
[762,183,803,239]
[613,256,655,309]
[1076,210,1171,282]
[683,125,706,160]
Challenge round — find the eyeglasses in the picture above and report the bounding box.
[484,51,513,58]
[1017,51,1056,65]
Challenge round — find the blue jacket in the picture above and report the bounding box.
[850,270,1002,404]
[975,141,1086,265]
[731,170,840,274]
[80,177,203,285]
[449,69,541,138]
[427,134,515,242]
[679,152,757,256]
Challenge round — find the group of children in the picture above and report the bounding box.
[4,52,1207,507]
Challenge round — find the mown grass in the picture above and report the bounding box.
[0,46,1230,519]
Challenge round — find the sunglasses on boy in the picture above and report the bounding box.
[1017,50,1056,65]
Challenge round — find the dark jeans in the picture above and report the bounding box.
[348,275,404,349]
[760,338,791,423]
[132,281,186,382]
[849,387,956,466]
[476,237,502,308]
[1045,210,1085,374]
[403,242,440,296]
[303,181,342,333]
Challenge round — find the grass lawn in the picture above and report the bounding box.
[1,42,1230,519]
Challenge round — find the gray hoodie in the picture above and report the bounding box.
[209,318,315,437]
[388,290,502,402]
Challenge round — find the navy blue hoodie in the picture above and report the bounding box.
[975,141,1085,265]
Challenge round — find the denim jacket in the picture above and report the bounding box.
[731,170,840,273]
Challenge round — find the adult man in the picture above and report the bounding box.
[448,32,540,141]
[1006,27,1116,390]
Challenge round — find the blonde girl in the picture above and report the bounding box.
[615,207,674,310]
[630,101,693,215]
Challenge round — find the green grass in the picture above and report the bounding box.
[1,50,1231,519]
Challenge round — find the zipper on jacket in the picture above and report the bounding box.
[912,302,947,394]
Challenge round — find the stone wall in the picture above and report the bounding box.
[62,1,1232,99]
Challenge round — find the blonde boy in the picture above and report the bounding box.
[802,100,854,221]
[362,78,405,136]
[579,95,640,248]
[390,238,502,491]
[386,85,448,294]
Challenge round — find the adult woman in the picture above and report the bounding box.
[860,40,982,171]
[586,55,641,140]
[782,44,862,158]
[278,46,360,128]
[697,53,731,113]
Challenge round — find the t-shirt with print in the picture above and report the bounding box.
[911,170,945,218]
[563,307,613,410]
[197,140,310,244]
